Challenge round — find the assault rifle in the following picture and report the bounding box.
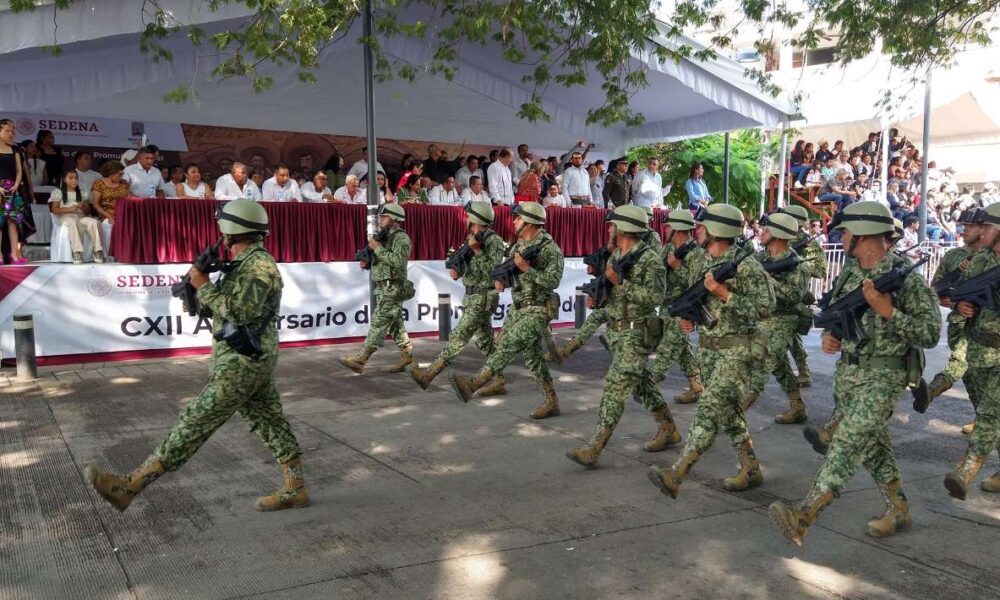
[792,233,822,254]
[668,251,751,326]
[672,239,698,261]
[445,230,491,275]
[583,244,611,275]
[171,240,224,317]
[762,254,804,275]
[581,247,649,308]
[354,228,389,270]
[932,269,964,298]
[946,264,1000,311]
[814,254,930,343]
[491,240,548,288]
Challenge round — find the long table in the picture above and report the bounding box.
[109,198,678,263]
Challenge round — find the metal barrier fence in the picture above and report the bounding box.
[811,241,960,299]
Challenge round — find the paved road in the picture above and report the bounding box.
[1,329,997,599]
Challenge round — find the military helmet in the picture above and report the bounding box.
[609,205,650,234]
[662,209,695,231]
[891,218,904,241]
[512,201,546,225]
[640,205,654,220]
[761,212,799,240]
[833,201,894,236]
[695,203,744,238]
[465,201,495,226]
[378,203,406,222]
[986,203,1000,231]
[216,199,269,235]
[958,207,985,224]
[780,204,810,226]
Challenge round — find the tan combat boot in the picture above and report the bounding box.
[866,479,912,538]
[339,346,375,374]
[406,358,447,390]
[642,407,681,452]
[913,372,951,413]
[674,375,704,404]
[647,450,700,499]
[944,450,986,500]
[531,380,561,419]
[775,389,807,424]
[803,411,842,456]
[385,347,413,373]
[476,374,507,396]
[256,457,310,511]
[961,422,975,436]
[769,484,836,546]
[741,392,759,412]
[981,472,1000,493]
[85,455,166,512]
[449,368,494,403]
[722,440,764,491]
[566,427,613,468]
[553,337,584,362]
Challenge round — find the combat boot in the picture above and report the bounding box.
[674,375,704,404]
[385,347,413,373]
[775,389,807,424]
[449,368,493,403]
[406,358,447,390]
[531,380,561,419]
[769,484,836,546]
[642,407,681,452]
[339,346,375,374]
[944,450,986,500]
[797,363,812,387]
[980,472,1000,493]
[566,427,613,468]
[913,373,951,413]
[866,479,912,538]
[476,374,507,396]
[722,440,764,491]
[647,450,700,499]
[741,392,759,412]
[256,456,310,511]
[803,411,842,456]
[85,455,165,512]
[961,422,975,436]
[551,337,583,362]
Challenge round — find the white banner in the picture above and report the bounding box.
[7,113,187,151]
[0,260,589,359]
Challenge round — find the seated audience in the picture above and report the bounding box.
[177,163,215,199]
[74,151,101,196]
[301,171,335,202]
[49,171,104,263]
[91,161,129,225]
[122,146,167,198]
[541,183,569,208]
[398,173,430,204]
[454,156,483,192]
[360,171,394,204]
[460,175,491,204]
[214,162,262,200]
[430,176,461,205]
[261,164,301,201]
[333,174,365,204]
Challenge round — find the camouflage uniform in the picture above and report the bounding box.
[928,246,974,393]
[438,232,506,363]
[641,229,663,256]
[363,227,414,355]
[789,232,827,384]
[647,240,705,386]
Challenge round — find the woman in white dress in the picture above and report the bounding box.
[49,171,104,263]
[176,163,214,199]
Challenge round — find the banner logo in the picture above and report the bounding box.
[16,118,35,137]
[87,274,113,297]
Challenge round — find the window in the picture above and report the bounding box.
[792,47,837,68]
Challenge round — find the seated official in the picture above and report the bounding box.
[215,162,262,201]
[333,174,365,204]
[429,176,461,205]
[541,183,569,208]
[301,172,335,202]
[91,160,128,226]
[176,163,215,199]
[50,171,104,264]
[461,175,491,204]
[261,164,302,201]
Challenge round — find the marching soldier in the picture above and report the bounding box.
[340,204,414,374]
[85,199,309,512]
[942,203,1000,500]
[648,204,775,498]
[407,202,507,393]
[450,202,566,418]
[567,206,677,467]
[769,202,940,545]
[639,205,663,254]
[780,205,828,387]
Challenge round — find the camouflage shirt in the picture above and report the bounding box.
[693,244,775,339]
[956,249,1000,368]
[794,232,828,280]
[756,247,806,315]
[463,230,506,290]
[606,241,666,321]
[661,239,705,306]
[372,227,411,283]
[640,229,663,256]
[511,229,564,305]
[931,245,973,286]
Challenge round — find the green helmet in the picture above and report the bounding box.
[662,209,695,231]
[762,212,799,240]
[512,201,546,225]
[609,205,650,233]
[465,201,494,226]
[378,203,406,222]
[833,201,894,236]
[696,204,744,239]
[986,203,1000,231]
[891,218,904,241]
[640,205,654,220]
[780,205,809,226]
[217,199,269,235]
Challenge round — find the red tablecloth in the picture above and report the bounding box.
[110,199,664,263]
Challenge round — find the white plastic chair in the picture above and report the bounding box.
[100,220,113,261]
[48,213,95,263]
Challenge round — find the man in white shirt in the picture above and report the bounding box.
[454,156,483,192]
[487,149,515,205]
[74,152,101,196]
[121,147,166,198]
[214,163,263,201]
[430,177,461,205]
[332,175,365,204]
[511,144,531,185]
[541,183,569,208]
[561,151,591,207]
[301,172,335,202]
[347,148,386,180]
[261,165,303,201]
[461,175,491,204]
[630,158,672,207]
[588,164,603,206]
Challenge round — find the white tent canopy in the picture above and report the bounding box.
[0,0,793,155]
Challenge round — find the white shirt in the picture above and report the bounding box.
[261,176,302,202]
[510,156,530,185]
[487,161,513,205]
[590,175,604,205]
[462,188,491,204]
[454,167,483,191]
[347,159,385,180]
[301,182,333,203]
[162,180,180,198]
[75,169,101,196]
[181,181,209,199]
[542,194,569,208]
[630,169,672,207]
[122,163,167,198]
[48,189,90,226]
[333,185,365,204]
[214,173,262,201]
[430,185,461,205]
[561,165,591,202]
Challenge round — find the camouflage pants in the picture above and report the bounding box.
[571,308,608,346]
[965,366,1000,457]
[790,334,809,372]
[680,345,752,455]
[437,292,499,365]
[938,333,969,384]
[484,307,552,384]
[648,316,700,380]
[157,348,301,471]
[597,329,668,430]
[749,317,800,395]
[814,364,906,492]
[363,287,413,353]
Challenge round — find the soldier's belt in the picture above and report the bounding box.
[375,279,405,289]
[465,285,495,295]
[607,318,646,332]
[968,329,1000,348]
[840,353,907,370]
[770,309,801,317]
[700,334,753,351]
[512,298,547,310]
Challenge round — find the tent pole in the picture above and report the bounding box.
[880,120,889,205]
[363,0,378,309]
[777,128,787,209]
[918,72,932,243]
[722,131,731,204]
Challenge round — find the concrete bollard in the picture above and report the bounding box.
[575,287,586,328]
[438,293,451,341]
[13,314,38,381]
